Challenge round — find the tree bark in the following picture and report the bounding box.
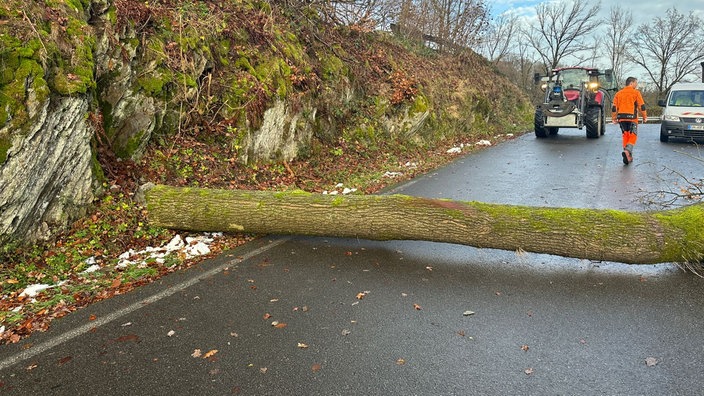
[143,184,704,265]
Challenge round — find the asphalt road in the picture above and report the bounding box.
[2,123,704,395]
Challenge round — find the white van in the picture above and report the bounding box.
[658,83,704,142]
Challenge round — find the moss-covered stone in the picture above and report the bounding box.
[0,54,48,129]
[410,93,429,115]
[0,135,12,164]
[115,129,146,159]
[137,68,173,96]
[319,53,347,82]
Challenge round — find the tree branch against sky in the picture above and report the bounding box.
[525,0,601,73]
[629,8,704,95]
[603,6,633,85]
[424,0,490,50]
[477,12,519,64]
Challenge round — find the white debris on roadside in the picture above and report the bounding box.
[116,233,218,269]
[82,256,101,274]
[476,140,492,146]
[82,264,102,274]
[383,171,403,178]
[166,234,185,250]
[18,280,68,298]
[0,326,5,334]
[323,183,357,195]
[9,233,223,300]
[19,284,52,298]
[185,239,211,257]
[446,147,462,154]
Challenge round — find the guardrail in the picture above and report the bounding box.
[606,117,655,123]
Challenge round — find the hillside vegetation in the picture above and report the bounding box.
[0,0,532,343]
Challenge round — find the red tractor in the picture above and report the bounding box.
[534,67,614,139]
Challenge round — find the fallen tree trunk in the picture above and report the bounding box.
[143,184,704,265]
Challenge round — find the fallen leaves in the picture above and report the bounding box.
[271,321,287,329]
[191,349,218,359]
[115,334,139,343]
[57,356,72,366]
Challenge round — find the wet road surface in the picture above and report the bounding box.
[1,123,703,395]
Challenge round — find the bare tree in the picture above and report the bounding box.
[477,12,520,64]
[629,7,704,96]
[393,0,489,52]
[603,6,633,86]
[580,35,603,68]
[430,0,489,50]
[525,0,602,74]
[320,0,395,28]
[494,41,541,95]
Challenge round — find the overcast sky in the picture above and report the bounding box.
[487,0,704,82]
[488,0,703,23]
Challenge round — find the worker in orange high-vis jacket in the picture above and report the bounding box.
[611,76,647,165]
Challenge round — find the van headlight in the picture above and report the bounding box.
[663,114,681,122]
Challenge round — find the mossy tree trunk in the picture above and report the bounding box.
[144,185,704,265]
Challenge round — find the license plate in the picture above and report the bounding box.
[688,124,704,130]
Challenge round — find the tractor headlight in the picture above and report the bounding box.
[663,114,680,122]
[541,83,547,91]
[588,82,599,90]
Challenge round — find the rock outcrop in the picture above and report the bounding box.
[0,0,532,245]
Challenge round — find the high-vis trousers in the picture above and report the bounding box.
[619,121,638,152]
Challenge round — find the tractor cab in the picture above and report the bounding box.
[533,67,614,139]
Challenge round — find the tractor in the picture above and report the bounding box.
[534,67,615,139]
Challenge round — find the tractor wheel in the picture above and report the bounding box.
[585,106,603,139]
[548,127,559,135]
[534,108,548,138]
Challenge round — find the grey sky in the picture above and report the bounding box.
[487,0,704,83]
[489,0,703,23]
